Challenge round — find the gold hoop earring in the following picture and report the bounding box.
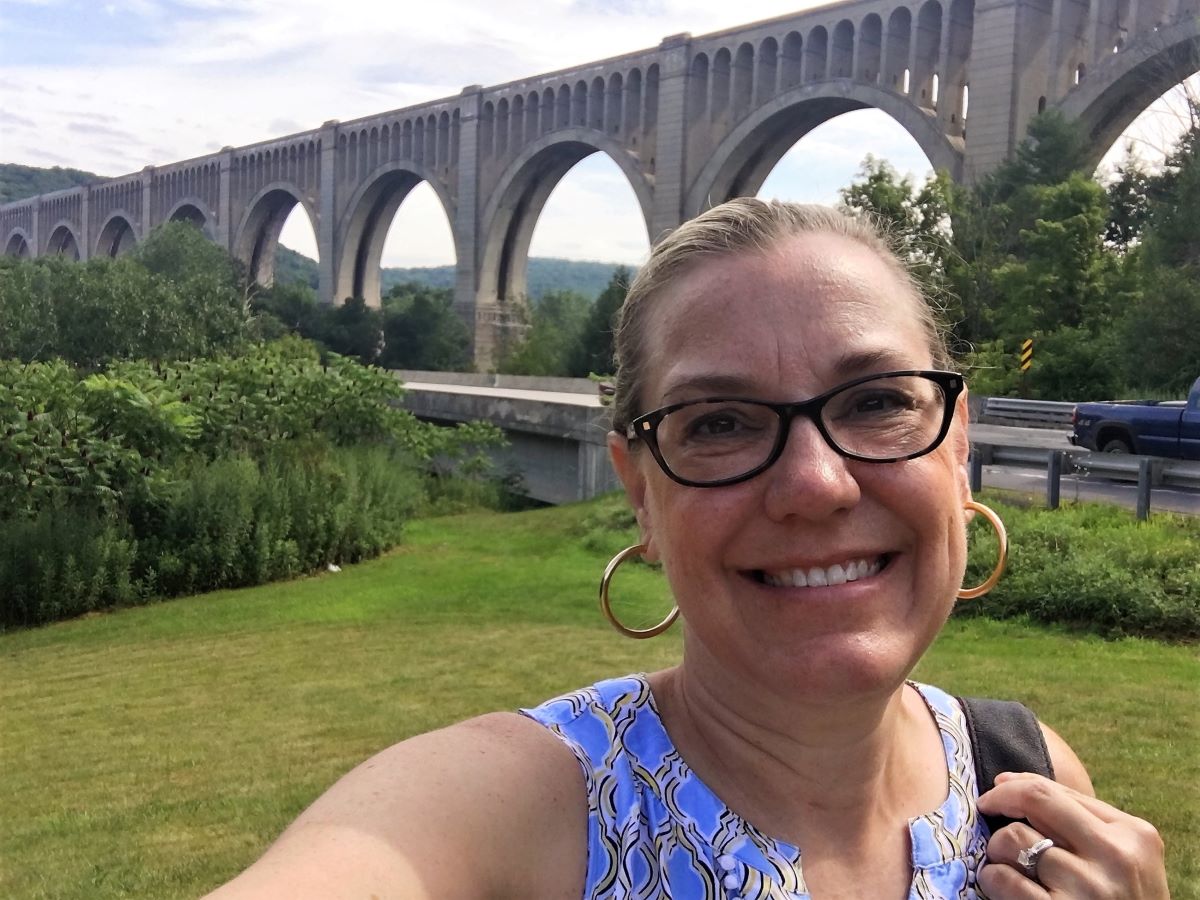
[599,544,679,639]
[958,500,1008,600]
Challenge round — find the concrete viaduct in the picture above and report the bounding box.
[4,0,1199,366]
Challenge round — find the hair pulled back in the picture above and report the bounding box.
[610,198,954,433]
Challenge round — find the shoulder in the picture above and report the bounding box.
[1038,720,1095,795]
[205,712,587,900]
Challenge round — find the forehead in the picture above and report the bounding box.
[642,232,931,402]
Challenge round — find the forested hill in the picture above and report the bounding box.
[276,245,632,302]
[1,163,104,204]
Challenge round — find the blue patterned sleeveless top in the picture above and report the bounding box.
[521,675,991,900]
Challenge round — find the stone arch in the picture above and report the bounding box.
[859,14,884,82]
[46,222,81,260]
[687,83,963,217]
[479,129,653,306]
[167,199,215,238]
[832,20,855,78]
[335,159,457,307]
[4,228,31,258]
[234,184,317,289]
[1056,18,1200,170]
[95,211,139,258]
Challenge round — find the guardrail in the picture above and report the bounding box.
[977,398,1076,429]
[971,442,1200,519]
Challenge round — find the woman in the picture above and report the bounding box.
[208,200,1168,899]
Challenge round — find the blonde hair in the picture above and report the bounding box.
[611,198,953,432]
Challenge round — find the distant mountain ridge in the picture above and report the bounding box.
[276,245,631,303]
[1,163,105,205]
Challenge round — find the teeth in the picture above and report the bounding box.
[761,556,885,589]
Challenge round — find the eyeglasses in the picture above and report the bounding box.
[626,370,964,487]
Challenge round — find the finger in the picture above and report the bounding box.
[992,772,1128,825]
[977,861,1049,900]
[978,775,1108,848]
[988,823,1093,895]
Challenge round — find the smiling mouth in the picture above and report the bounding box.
[751,554,893,588]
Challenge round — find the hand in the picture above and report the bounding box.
[976,772,1169,898]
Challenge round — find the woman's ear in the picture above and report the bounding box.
[953,387,973,502]
[607,431,658,561]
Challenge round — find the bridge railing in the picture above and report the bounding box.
[970,443,1200,519]
[975,397,1076,429]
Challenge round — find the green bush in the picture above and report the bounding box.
[957,495,1200,639]
[0,510,143,626]
[1,445,423,629]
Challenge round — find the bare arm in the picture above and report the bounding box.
[204,713,587,900]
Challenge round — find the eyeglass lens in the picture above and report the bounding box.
[653,374,948,484]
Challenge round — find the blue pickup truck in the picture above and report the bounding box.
[1070,377,1200,458]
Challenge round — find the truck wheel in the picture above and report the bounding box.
[1101,437,1133,454]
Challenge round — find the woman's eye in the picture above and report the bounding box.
[691,414,740,436]
[849,391,911,415]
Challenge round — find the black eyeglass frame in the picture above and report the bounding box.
[625,369,965,488]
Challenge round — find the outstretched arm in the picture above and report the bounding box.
[204,712,587,900]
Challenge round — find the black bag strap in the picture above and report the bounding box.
[959,696,1056,836]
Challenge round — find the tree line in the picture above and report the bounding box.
[840,109,1200,400]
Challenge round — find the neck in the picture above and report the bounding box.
[648,645,944,846]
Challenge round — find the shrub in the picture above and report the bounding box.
[957,495,1200,639]
[0,445,424,629]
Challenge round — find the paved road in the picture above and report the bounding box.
[979,462,1200,516]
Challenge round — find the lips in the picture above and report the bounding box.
[753,554,891,588]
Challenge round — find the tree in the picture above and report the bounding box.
[498,290,590,376]
[571,267,630,377]
[380,282,471,371]
[323,296,384,365]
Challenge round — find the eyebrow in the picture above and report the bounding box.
[830,348,921,381]
[660,349,925,403]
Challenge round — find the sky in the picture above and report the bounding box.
[0,0,1192,267]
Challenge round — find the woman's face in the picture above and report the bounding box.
[610,232,973,704]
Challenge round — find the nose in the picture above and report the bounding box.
[762,415,861,521]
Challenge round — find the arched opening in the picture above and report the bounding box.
[914,0,944,108]
[47,225,81,260]
[4,231,31,258]
[832,20,855,79]
[378,181,456,285]
[687,90,954,217]
[781,32,803,90]
[805,27,829,81]
[527,153,650,273]
[480,138,652,311]
[276,203,321,290]
[170,204,207,230]
[1095,75,1200,178]
[1061,21,1200,172]
[756,109,935,206]
[885,8,913,92]
[858,15,883,83]
[235,189,308,290]
[95,215,137,258]
[335,168,456,307]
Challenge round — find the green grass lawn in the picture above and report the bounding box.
[2,498,1197,898]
